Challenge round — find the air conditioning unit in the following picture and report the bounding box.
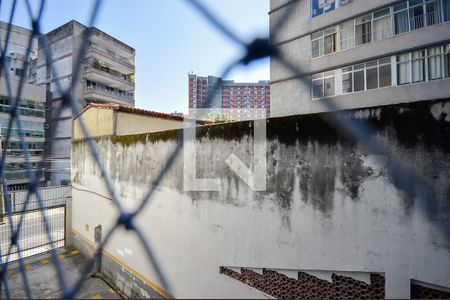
[340,0,352,6]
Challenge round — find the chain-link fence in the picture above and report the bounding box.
[0,0,445,298]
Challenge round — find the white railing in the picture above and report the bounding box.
[87,46,135,69]
[410,10,442,31]
[84,85,135,104]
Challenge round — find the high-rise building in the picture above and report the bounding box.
[270,0,450,117]
[188,74,270,120]
[0,22,47,191]
[35,20,135,185]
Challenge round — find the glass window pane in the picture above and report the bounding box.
[394,1,407,12]
[355,22,371,45]
[366,68,378,90]
[312,80,324,99]
[379,64,392,87]
[444,52,450,78]
[409,0,424,6]
[312,31,323,39]
[324,71,335,77]
[354,70,365,91]
[379,57,391,65]
[428,54,443,80]
[324,77,335,97]
[397,62,411,84]
[373,15,393,41]
[343,66,353,72]
[412,58,425,82]
[409,6,425,30]
[312,73,323,80]
[397,53,410,62]
[374,7,391,18]
[354,64,365,70]
[312,39,323,58]
[339,20,354,50]
[356,14,372,25]
[324,26,336,35]
[394,11,410,34]
[426,0,442,26]
[366,60,378,67]
[324,34,336,55]
[342,72,353,93]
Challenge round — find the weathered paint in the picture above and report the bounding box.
[72,99,450,298]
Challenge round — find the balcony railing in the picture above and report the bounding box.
[4,148,44,157]
[84,85,134,104]
[1,127,45,138]
[410,10,442,31]
[0,104,45,118]
[4,169,44,180]
[87,46,135,70]
[86,65,135,86]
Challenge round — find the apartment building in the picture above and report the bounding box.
[270,0,450,116]
[0,22,46,189]
[35,20,135,184]
[0,23,47,191]
[188,74,270,120]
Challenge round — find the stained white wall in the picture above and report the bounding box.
[71,102,450,299]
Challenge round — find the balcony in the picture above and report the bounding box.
[86,45,134,73]
[84,66,134,92]
[83,85,134,106]
[0,104,45,118]
[409,10,442,31]
[1,127,45,138]
[4,169,44,180]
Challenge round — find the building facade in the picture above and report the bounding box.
[270,0,450,117]
[188,74,270,120]
[0,22,47,191]
[35,20,135,185]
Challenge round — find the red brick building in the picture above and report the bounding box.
[188,73,270,120]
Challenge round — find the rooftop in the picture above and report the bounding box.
[2,247,122,299]
[77,103,185,122]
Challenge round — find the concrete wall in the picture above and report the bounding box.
[269,0,450,117]
[71,99,450,298]
[73,108,185,140]
[115,112,184,136]
[73,108,115,139]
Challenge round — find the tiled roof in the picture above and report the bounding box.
[76,103,184,121]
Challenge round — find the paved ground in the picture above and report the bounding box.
[1,247,122,299]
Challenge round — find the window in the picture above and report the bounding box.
[426,0,442,26]
[444,0,450,21]
[445,45,450,78]
[394,2,410,34]
[379,58,392,87]
[409,0,425,30]
[366,61,379,90]
[427,46,443,80]
[312,71,335,99]
[311,27,337,58]
[411,50,425,82]
[324,27,337,55]
[339,20,354,50]
[341,58,392,94]
[373,7,393,41]
[355,14,372,45]
[342,67,353,93]
[354,64,365,91]
[15,68,24,77]
[397,53,411,84]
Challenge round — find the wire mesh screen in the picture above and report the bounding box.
[0,0,444,298]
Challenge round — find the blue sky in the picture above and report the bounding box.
[1,0,270,113]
